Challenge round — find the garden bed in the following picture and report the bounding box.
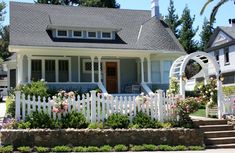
[0,128,204,147]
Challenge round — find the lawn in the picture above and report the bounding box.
[191,109,206,117]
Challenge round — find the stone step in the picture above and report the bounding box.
[194,120,227,126]
[205,130,235,138]
[205,137,235,145]
[207,143,235,149]
[200,125,234,132]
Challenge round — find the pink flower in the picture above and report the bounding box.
[52,107,59,113]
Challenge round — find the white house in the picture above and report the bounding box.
[6,0,185,95]
[206,19,235,86]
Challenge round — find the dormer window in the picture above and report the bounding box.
[57,30,68,37]
[73,30,83,38]
[87,31,97,38]
[101,32,112,39]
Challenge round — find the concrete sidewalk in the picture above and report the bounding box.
[0,102,6,119]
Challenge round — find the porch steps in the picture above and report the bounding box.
[195,119,235,149]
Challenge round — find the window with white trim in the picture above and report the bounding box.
[214,50,219,63]
[45,60,56,82]
[163,61,172,84]
[151,61,161,83]
[83,60,102,73]
[87,31,97,38]
[73,31,82,38]
[224,47,230,65]
[101,32,112,39]
[59,60,69,82]
[31,60,42,81]
[57,30,68,37]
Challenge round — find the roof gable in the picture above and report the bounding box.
[211,31,232,47]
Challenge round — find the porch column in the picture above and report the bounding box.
[140,57,145,83]
[147,56,152,83]
[98,56,102,83]
[91,56,95,83]
[17,53,23,84]
[27,55,31,83]
[7,66,10,90]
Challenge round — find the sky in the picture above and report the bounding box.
[2,0,235,40]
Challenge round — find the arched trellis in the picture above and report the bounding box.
[169,51,223,119]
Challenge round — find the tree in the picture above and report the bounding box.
[200,0,235,24]
[164,0,181,38]
[178,6,198,54]
[199,18,214,51]
[36,0,120,8]
[0,1,6,23]
[0,26,11,60]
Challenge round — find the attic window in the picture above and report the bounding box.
[101,32,112,39]
[87,31,97,38]
[73,31,83,38]
[57,30,68,37]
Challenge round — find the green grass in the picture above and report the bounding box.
[191,109,206,117]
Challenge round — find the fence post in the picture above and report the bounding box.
[157,90,164,122]
[90,90,97,123]
[15,91,21,120]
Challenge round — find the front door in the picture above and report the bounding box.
[106,62,118,93]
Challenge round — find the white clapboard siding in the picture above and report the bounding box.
[15,90,180,123]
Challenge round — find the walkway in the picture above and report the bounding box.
[0,102,6,121]
[111,149,235,153]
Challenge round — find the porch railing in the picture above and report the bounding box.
[15,90,177,123]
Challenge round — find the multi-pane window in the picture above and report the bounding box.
[45,60,56,82]
[101,32,112,39]
[87,31,97,38]
[163,61,172,84]
[84,61,102,73]
[151,61,161,83]
[59,60,69,82]
[73,31,82,38]
[57,30,68,37]
[224,48,230,65]
[31,60,42,81]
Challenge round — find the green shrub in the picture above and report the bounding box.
[155,121,163,128]
[161,122,173,128]
[5,96,15,117]
[34,146,49,153]
[51,119,63,129]
[73,146,86,152]
[17,146,31,153]
[51,146,71,152]
[158,145,174,151]
[130,145,145,151]
[99,145,113,152]
[88,122,103,129]
[17,121,31,129]
[223,85,235,96]
[173,145,187,151]
[129,123,140,129]
[142,144,157,151]
[106,114,130,129]
[25,111,53,128]
[62,111,88,128]
[85,146,100,152]
[113,144,128,151]
[0,145,13,153]
[188,146,205,150]
[132,112,155,128]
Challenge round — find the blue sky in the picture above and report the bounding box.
[2,0,235,40]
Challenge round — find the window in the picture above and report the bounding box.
[151,61,161,83]
[57,30,68,37]
[73,31,82,38]
[45,60,56,82]
[224,48,230,65]
[101,32,112,39]
[214,51,219,63]
[163,61,172,84]
[59,60,69,82]
[31,60,42,81]
[87,31,97,38]
[83,60,102,73]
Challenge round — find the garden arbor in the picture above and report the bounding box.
[169,51,223,119]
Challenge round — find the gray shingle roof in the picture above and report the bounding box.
[10,2,184,52]
[219,26,235,39]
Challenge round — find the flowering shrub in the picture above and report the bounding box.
[51,90,75,113]
[195,78,217,107]
[167,77,179,96]
[135,93,150,104]
[0,117,18,129]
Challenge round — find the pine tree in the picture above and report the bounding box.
[199,18,214,51]
[164,0,181,38]
[178,6,198,54]
[0,26,11,60]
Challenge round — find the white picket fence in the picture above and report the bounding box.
[15,90,177,122]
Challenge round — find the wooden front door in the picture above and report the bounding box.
[106,62,118,93]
